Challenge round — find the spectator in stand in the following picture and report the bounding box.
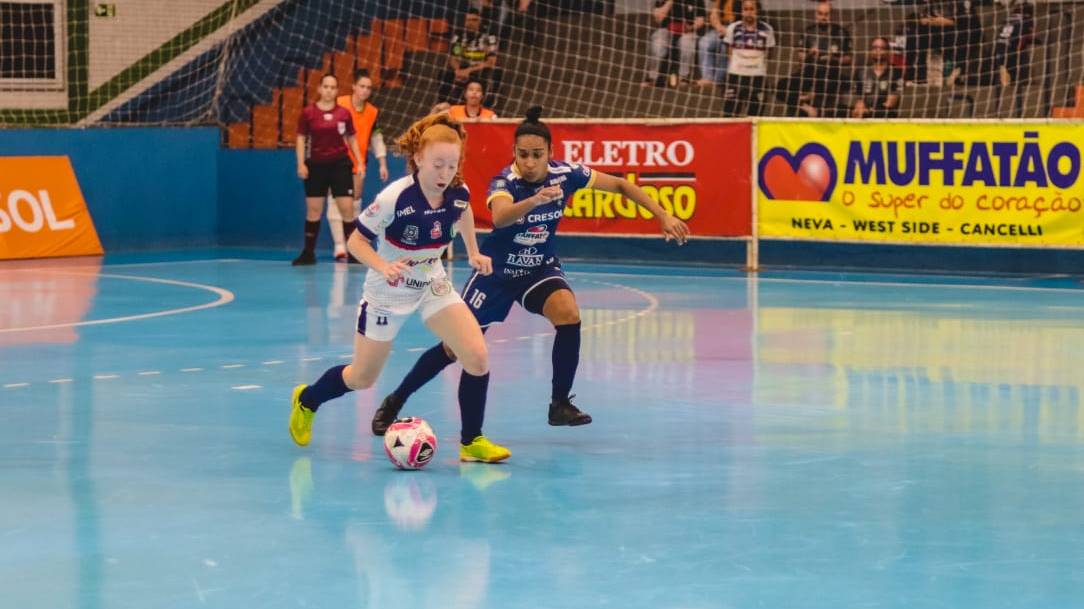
[642,0,705,89]
[440,9,502,108]
[851,37,903,118]
[471,0,537,44]
[697,0,735,88]
[905,0,956,85]
[448,77,498,122]
[779,1,852,117]
[995,0,1036,117]
[947,0,982,86]
[721,0,774,116]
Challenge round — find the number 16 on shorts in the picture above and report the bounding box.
[468,289,486,309]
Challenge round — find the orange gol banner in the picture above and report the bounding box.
[0,156,103,260]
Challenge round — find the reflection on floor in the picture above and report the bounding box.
[2,254,1083,609]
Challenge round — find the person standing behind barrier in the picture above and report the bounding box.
[642,0,705,88]
[440,9,503,109]
[851,37,902,119]
[448,78,499,122]
[994,0,1035,118]
[779,1,852,117]
[329,69,390,263]
[721,0,774,116]
[293,74,364,266]
[696,0,734,88]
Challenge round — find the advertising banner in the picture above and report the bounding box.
[0,156,103,259]
[757,122,1084,246]
[463,121,752,237]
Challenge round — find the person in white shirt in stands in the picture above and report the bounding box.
[722,0,775,116]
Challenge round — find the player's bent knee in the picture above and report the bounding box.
[457,344,489,376]
[549,305,580,326]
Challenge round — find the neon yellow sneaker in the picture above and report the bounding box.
[289,384,315,446]
[459,435,511,463]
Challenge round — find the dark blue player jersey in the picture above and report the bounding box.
[482,160,596,278]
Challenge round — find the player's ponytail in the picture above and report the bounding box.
[514,105,551,147]
[397,112,468,187]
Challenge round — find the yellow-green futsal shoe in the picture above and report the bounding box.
[459,435,511,463]
[289,384,315,446]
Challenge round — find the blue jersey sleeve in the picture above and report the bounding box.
[563,162,596,194]
[486,173,514,208]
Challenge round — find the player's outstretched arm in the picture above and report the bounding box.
[592,172,690,245]
[347,231,407,283]
[456,207,493,276]
[489,185,562,228]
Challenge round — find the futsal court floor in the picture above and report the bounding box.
[2,251,1083,609]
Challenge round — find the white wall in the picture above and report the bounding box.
[88,0,225,90]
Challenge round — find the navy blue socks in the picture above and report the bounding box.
[551,322,581,401]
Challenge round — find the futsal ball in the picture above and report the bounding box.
[383,417,437,470]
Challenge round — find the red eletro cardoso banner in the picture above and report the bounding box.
[462,122,752,237]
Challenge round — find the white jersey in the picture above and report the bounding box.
[724,20,776,77]
[356,174,471,307]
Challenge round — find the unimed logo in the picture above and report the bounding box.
[0,190,75,233]
[0,157,102,260]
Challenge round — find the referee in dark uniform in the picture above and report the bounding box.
[293,74,364,266]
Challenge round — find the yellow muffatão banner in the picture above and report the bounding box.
[756,121,1084,246]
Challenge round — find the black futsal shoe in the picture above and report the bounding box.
[291,251,316,266]
[548,396,592,426]
[371,393,405,436]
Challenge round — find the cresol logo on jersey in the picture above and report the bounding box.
[0,156,103,260]
[756,122,1084,246]
[461,122,753,238]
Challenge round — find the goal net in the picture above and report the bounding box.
[1,0,1082,142]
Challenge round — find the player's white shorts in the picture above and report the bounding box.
[356,277,463,341]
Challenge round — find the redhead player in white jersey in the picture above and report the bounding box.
[288,112,511,463]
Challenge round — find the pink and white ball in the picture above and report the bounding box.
[383,417,438,470]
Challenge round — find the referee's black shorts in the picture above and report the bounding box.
[304,156,354,198]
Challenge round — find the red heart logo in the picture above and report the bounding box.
[758,144,837,202]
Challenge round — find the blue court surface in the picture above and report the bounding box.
[2,251,1083,609]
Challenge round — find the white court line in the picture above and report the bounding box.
[3,383,29,389]
[567,270,1084,295]
[301,357,323,362]
[232,385,262,391]
[0,271,235,333]
[1,258,246,272]
[49,378,73,384]
[261,360,285,365]
[180,368,204,373]
[221,364,245,369]
[93,374,119,380]
[138,371,161,376]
